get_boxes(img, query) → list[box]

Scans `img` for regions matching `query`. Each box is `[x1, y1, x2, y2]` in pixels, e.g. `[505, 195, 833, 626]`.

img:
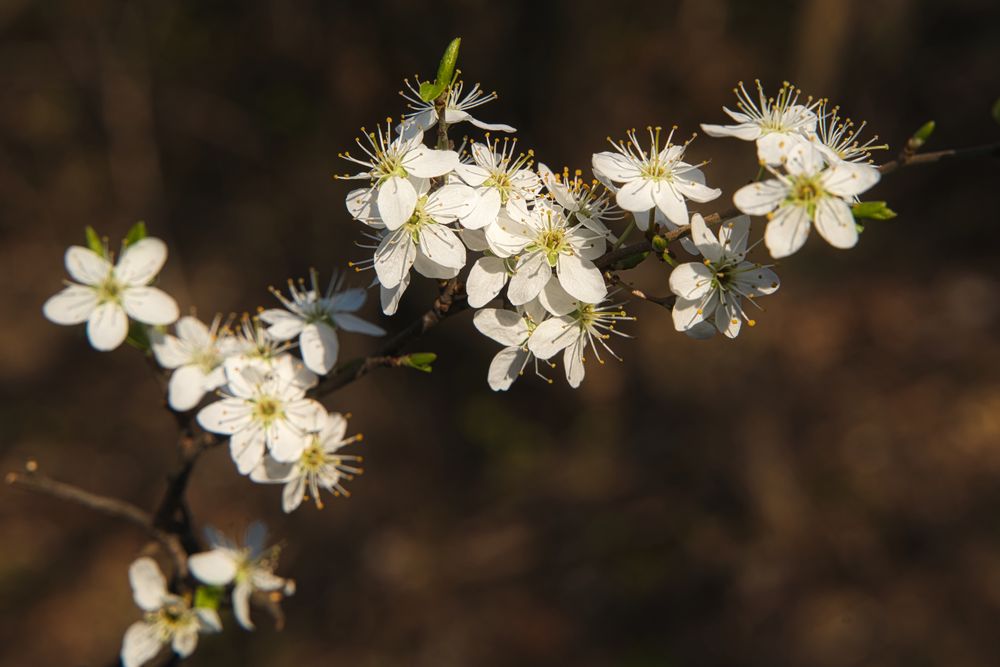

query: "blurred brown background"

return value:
[2, 0, 999, 665]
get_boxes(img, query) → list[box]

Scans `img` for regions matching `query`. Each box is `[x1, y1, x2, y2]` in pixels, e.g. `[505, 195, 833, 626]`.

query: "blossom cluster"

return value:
[120, 525, 294, 667]
[39, 60, 893, 664]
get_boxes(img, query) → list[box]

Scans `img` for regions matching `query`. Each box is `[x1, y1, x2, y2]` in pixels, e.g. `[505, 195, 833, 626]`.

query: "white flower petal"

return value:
[719, 215, 752, 257]
[487, 346, 529, 391]
[473, 308, 527, 346]
[282, 475, 306, 513]
[417, 224, 466, 269]
[615, 178, 656, 213]
[527, 315, 577, 360]
[690, 213, 723, 263]
[175, 316, 210, 347]
[733, 179, 788, 216]
[653, 183, 688, 226]
[563, 338, 586, 388]
[129, 557, 167, 611]
[699, 122, 761, 141]
[167, 365, 211, 411]
[65, 246, 112, 286]
[171, 626, 198, 658]
[250, 455, 297, 484]
[373, 230, 417, 289]
[331, 312, 385, 336]
[376, 176, 418, 231]
[668, 262, 714, 300]
[412, 252, 461, 279]
[715, 297, 743, 339]
[43, 285, 98, 325]
[86, 302, 129, 351]
[231, 430, 266, 475]
[299, 322, 339, 375]
[765, 204, 812, 258]
[259, 309, 305, 340]
[672, 176, 722, 204]
[466, 116, 517, 133]
[405, 146, 458, 178]
[556, 253, 607, 303]
[121, 621, 163, 667]
[592, 151, 641, 182]
[461, 188, 502, 229]
[820, 161, 880, 198]
[427, 183, 478, 221]
[197, 399, 252, 435]
[232, 581, 255, 631]
[783, 141, 825, 176]
[116, 238, 168, 286]
[121, 287, 179, 325]
[380, 272, 409, 315]
[507, 252, 551, 306]
[756, 132, 806, 166]
[188, 550, 238, 586]
[538, 279, 578, 317]
[346, 187, 376, 222]
[813, 196, 859, 249]
[466, 256, 509, 308]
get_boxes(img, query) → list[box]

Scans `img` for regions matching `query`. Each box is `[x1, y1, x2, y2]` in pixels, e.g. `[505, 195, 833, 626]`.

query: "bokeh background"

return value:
[2, 0, 999, 665]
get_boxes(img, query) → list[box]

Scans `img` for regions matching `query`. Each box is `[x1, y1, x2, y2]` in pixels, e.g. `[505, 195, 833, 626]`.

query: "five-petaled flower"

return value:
[43, 237, 179, 351]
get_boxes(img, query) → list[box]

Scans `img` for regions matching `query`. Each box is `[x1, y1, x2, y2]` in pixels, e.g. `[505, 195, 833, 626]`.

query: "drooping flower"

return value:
[150, 315, 240, 411]
[700, 80, 819, 165]
[250, 411, 363, 512]
[43, 237, 179, 351]
[120, 557, 221, 667]
[527, 282, 634, 388]
[669, 213, 780, 338]
[473, 300, 551, 391]
[592, 126, 721, 229]
[454, 138, 542, 230]
[196, 355, 326, 474]
[398, 78, 516, 138]
[338, 121, 459, 230]
[485, 200, 607, 305]
[733, 142, 880, 258]
[188, 523, 294, 631]
[259, 270, 385, 375]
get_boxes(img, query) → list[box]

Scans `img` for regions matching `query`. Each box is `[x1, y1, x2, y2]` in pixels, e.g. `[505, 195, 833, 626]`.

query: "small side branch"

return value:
[878, 140, 1000, 174]
[6, 461, 188, 576]
[606, 273, 676, 310]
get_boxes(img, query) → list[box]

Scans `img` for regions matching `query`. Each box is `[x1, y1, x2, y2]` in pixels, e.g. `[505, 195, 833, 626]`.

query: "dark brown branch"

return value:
[878, 140, 1000, 174]
[606, 273, 676, 309]
[6, 461, 189, 576]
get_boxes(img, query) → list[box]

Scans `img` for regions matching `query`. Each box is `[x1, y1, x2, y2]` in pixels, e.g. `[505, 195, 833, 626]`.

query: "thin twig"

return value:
[6, 462, 189, 576]
[606, 273, 676, 309]
[878, 140, 1000, 174]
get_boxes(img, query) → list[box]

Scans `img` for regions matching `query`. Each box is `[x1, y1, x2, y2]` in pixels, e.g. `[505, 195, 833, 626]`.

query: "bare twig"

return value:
[6, 461, 189, 576]
[878, 140, 1000, 174]
[606, 273, 676, 309]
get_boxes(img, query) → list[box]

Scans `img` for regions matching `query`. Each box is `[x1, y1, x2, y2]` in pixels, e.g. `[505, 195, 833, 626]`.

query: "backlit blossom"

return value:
[733, 142, 880, 258]
[398, 78, 516, 138]
[260, 270, 385, 375]
[151, 315, 240, 411]
[43, 237, 179, 351]
[473, 300, 550, 391]
[251, 412, 363, 512]
[592, 126, 721, 228]
[669, 214, 780, 338]
[120, 557, 220, 667]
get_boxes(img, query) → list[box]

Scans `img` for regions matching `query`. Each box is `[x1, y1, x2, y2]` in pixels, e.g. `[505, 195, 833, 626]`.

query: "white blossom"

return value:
[592, 126, 721, 229]
[43, 237, 179, 351]
[339, 121, 459, 230]
[250, 411, 363, 512]
[485, 200, 607, 305]
[700, 80, 819, 165]
[371, 179, 473, 290]
[669, 214, 780, 338]
[197, 355, 326, 474]
[537, 163, 619, 239]
[188, 523, 294, 631]
[465, 254, 514, 308]
[733, 142, 880, 258]
[807, 99, 887, 164]
[259, 270, 385, 375]
[150, 315, 240, 411]
[473, 300, 550, 391]
[527, 282, 633, 388]
[398, 78, 516, 138]
[120, 557, 221, 667]
[454, 138, 542, 230]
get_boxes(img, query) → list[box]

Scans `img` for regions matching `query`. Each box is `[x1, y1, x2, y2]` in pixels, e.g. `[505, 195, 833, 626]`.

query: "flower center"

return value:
[97, 276, 124, 304]
[535, 227, 569, 266]
[640, 160, 670, 180]
[485, 171, 512, 202]
[253, 396, 283, 424]
[403, 196, 433, 242]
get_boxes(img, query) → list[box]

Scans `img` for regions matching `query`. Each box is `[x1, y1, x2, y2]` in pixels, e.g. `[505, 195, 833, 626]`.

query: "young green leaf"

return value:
[84, 226, 105, 256]
[401, 352, 437, 373]
[852, 201, 897, 220]
[435, 38, 461, 88]
[123, 220, 147, 247]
